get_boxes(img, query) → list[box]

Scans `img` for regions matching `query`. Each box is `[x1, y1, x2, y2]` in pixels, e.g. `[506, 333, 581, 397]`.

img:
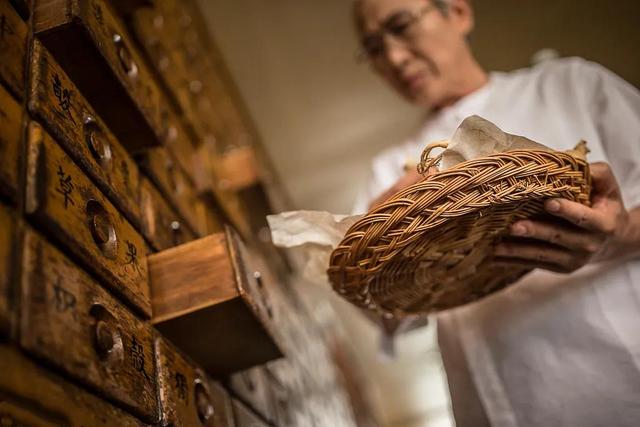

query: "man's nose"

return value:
[382, 34, 412, 68]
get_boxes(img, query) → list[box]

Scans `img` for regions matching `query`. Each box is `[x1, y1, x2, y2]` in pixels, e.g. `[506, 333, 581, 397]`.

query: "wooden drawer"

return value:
[33, 0, 169, 151]
[0, 83, 22, 203]
[231, 400, 270, 427]
[19, 228, 159, 422]
[130, 5, 220, 142]
[140, 176, 196, 252]
[0, 203, 17, 336]
[217, 146, 260, 191]
[25, 122, 151, 317]
[0, 344, 146, 426]
[228, 367, 275, 423]
[155, 336, 234, 427]
[0, 0, 27, 99]
[28, 40, 142, 227]
[137, 147, 206, 236]
[130, 8, 197, 125]
[149, 228, 284, 375]
[193, 142, 251, 237]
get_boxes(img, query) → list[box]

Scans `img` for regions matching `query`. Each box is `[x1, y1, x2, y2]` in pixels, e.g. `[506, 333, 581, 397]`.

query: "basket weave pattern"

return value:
[328, 143, 591, 316]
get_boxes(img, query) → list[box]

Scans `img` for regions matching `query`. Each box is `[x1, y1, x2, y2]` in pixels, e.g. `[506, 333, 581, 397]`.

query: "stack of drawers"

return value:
[0, 0, 363, 426]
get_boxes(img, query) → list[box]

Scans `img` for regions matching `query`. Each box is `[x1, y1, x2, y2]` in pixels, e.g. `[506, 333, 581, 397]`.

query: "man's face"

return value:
[357, 0, 474, 108]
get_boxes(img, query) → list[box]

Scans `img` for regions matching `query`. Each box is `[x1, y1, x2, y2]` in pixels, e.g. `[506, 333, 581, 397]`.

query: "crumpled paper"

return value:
[267, 210, 362, 285]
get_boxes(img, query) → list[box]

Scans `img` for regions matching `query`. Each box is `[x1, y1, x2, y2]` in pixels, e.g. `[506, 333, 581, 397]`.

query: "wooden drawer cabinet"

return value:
[0, 0, 27, 99]
[155, 336, 234, 426]
[140, 176, 196, 252]
[228, 367, 275, 423]
[149, 228, 284, 375]
[33, 0, 168, 151]
[29, 40, 142, 227]
[19, 228, 160, 423]
[231, 400, 270, 427]
[137, 147, 206, 236]
[0, 203, 17, 336]
[0, 344, 147, 426]
[25, 122, 151, 317]
[0, 83, 22, 203]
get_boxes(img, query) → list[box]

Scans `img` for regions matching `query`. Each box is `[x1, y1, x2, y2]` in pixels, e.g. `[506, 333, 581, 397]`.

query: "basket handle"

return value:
[417, 141, 449, 175]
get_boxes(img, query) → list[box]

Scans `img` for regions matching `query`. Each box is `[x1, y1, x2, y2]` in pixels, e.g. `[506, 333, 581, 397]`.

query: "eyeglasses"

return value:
[357, 3, 439, 62]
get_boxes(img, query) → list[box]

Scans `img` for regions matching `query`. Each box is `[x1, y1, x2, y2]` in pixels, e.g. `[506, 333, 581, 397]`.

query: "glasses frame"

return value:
[355, 2, 439, 63]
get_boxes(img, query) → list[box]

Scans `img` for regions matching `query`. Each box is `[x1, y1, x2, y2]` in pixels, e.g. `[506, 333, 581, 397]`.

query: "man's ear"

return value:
[448, 0, 475, 36]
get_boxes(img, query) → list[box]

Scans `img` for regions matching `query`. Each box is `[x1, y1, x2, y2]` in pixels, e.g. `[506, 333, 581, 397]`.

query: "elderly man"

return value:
[352, 0, 640, 426]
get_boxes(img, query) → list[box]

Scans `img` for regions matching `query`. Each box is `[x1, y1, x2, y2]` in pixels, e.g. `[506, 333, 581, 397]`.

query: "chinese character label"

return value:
[124, 240, 142, 275]
[92, 4, 104, 26]
[52, 74, 76, 124]
[0, 14, 14, 41]
[52, 277, 77, 320]
[56, 165, 75, 209]
[129, 335, 151, 380]
[174, 372, 188, 403]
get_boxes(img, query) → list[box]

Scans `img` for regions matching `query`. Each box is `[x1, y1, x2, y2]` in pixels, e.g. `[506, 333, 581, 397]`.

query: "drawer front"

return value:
[228, 367, 275, 422]
[229, 230, 282, 336]
[140, 177, 196, 252]
[29, 40, 142, 227]
[130, 8, 198, 129]
[19, 228, 159, 422]
[0, 0, 27, 99]
[138, 147, 205, 236]
[0, 345, 146, 426]
[0, 83, 22, 202]
[0, 203, 16, 335]
[25, 122, 151, 316]
[232, 400, 270, 427]
[34, 0, 170, 150]
[155, 337, 232, 427]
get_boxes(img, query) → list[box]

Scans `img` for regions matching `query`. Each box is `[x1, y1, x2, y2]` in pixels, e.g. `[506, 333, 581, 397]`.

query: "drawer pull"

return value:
[86, 200, 118, 259]
[83, 116, 113, 170]
[113, 34, 138, 78]
[90, 304, 124, 364]
[194, 379, 215, 424]
[253, 271, 273, 319]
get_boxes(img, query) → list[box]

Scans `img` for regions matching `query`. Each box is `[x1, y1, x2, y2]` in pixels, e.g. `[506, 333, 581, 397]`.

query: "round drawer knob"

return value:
[90, 304, 124, 364]
[194, 380, 215, 425]
[95, 319, 116, 354]
[86, 200, 118, 259]
[113, 34, 138, 78]
[84, 117, 112, 170]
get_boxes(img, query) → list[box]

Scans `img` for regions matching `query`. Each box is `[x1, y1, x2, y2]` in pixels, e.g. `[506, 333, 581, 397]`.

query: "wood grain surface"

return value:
[0, 83, 22, 203]
[0, 344, 148, 426]
[19, 228, 159, 422]
[25, 121, 151, 317]
[0, 0, 27, 99]
[29, 40, 143, 227]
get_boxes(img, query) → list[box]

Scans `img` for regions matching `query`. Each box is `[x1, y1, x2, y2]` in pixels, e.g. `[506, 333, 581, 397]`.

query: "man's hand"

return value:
[368, 168, 426, 210]
[494, 162, 640, 273]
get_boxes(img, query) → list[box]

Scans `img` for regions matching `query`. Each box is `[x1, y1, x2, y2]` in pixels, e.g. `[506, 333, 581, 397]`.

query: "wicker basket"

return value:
[328, 141, 591, 317]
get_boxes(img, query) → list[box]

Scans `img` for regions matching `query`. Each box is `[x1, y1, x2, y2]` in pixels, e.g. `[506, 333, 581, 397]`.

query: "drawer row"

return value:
[1, 0, 251, 237]
[0, 343, 273, 426]
[0, 204, 288, 425]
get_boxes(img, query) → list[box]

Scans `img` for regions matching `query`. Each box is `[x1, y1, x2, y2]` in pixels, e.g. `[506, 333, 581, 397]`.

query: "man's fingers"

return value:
[510, 220, 602, 253]
[494, 240, 587, 272]
[544, 198, 613, 233]
[492, 257, 572, 274]
[368, 169, 424, 210]
[590, 162, 622, 198]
